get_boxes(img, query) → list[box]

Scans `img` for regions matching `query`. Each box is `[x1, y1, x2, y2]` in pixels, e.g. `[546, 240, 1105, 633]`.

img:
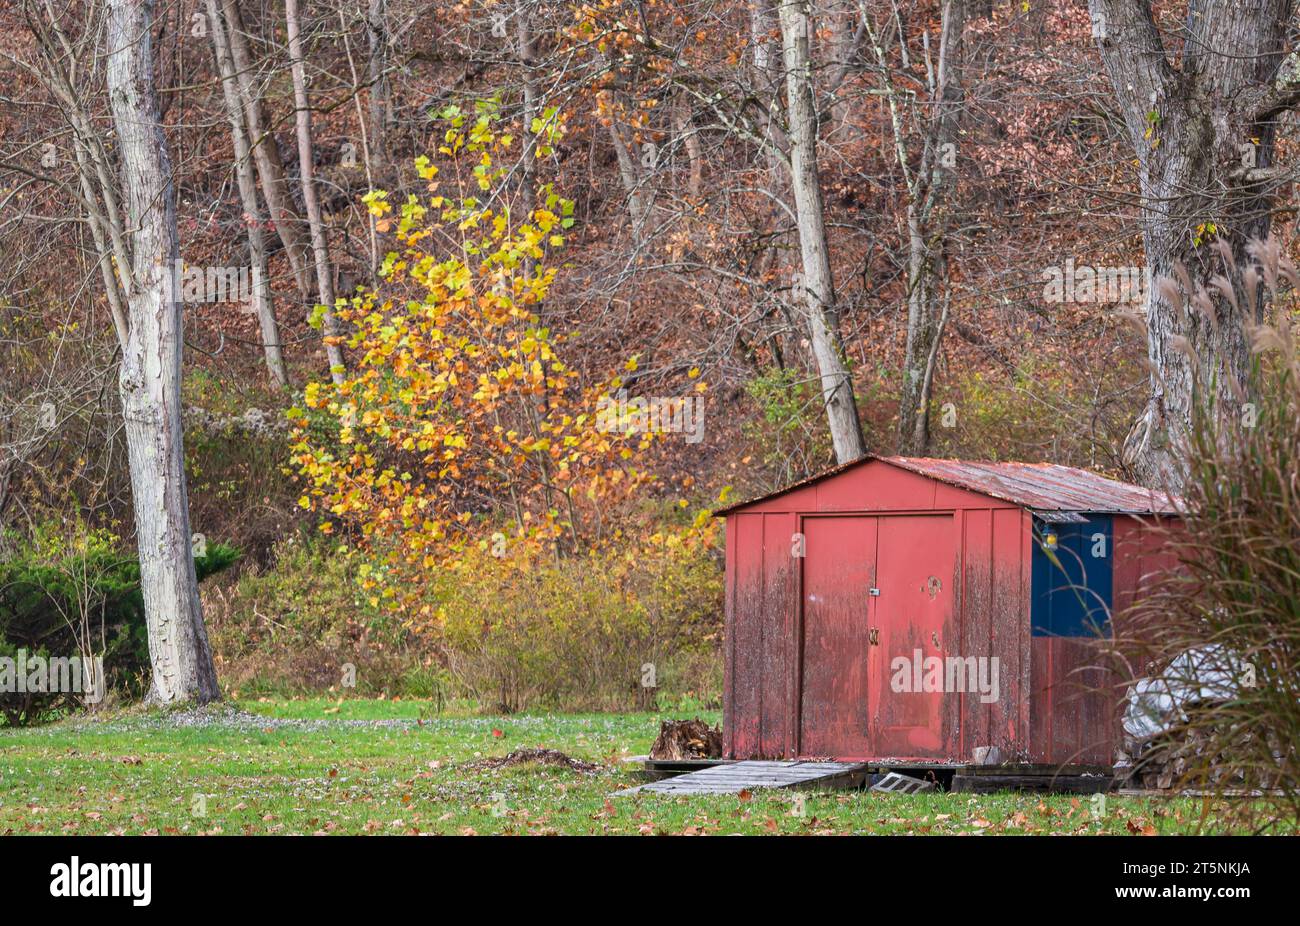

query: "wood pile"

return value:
[1125, 705, 1282, 791]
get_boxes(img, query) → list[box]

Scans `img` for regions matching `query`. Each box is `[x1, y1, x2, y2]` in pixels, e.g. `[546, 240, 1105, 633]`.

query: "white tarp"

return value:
[1123, 644, 1246, 741]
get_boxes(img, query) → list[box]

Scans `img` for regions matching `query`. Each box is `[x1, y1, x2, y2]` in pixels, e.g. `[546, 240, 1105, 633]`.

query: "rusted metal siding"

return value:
[759, 512, 795, 757]
[725, 513, 763, 758]
[1112, 516, 1182, 629]
[1111, 515, 1185, 686]
[952, 507, 1031, 762]
[1030, 637, 1113, 765]
[1027, 515, 1116, 765]
[723, 511, 796, 759]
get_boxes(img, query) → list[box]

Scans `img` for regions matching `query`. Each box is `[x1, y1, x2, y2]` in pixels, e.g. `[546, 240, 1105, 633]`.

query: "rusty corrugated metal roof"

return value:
[884, 457, 1178, 513]
[715, 455, 1178, 516]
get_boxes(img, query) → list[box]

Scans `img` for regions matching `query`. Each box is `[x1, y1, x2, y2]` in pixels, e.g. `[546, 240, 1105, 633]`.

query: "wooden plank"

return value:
[951, 773, 1112, 794]
[642, 758, 737, 780]
[962, 763, 1111, 776]
[617, 760, 869, 796]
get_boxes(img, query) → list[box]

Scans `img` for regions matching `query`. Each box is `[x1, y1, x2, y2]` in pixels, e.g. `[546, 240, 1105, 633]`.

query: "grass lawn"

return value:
[0, 699, 1241, 835]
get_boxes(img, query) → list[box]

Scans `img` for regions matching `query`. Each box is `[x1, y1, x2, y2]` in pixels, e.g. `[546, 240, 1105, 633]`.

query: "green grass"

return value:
[0, 699, 1242, 835]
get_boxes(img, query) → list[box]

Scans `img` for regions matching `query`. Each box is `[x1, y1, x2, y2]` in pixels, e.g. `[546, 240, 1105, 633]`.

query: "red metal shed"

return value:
[716, 456, 1179, 768]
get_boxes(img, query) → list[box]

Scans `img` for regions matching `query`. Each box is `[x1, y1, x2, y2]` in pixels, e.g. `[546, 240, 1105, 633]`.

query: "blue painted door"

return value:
[1031, 516, 1113, 637]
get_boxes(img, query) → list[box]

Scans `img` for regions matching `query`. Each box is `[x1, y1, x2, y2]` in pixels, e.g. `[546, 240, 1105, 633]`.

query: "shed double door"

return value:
[798, 514, 952, 759]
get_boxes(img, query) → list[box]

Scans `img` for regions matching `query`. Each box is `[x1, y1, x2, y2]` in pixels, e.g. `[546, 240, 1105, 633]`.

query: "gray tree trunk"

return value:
[825, 0, 865, 138]
[752, 0, 790, 163]
[1089, 0, 1294, 490]
[366, 0, 391, 159]
[674, 96, 703, 199]
[219, 0, 313, 299]
[778, 0, 867, 464]
[106, 0, 219, 704]
[607, 120, 653, 241]
[896, 0, 966, 455]
[207, 0, 288, 388]
[518, 2, 538, 281]
[286, 0, 346, 383]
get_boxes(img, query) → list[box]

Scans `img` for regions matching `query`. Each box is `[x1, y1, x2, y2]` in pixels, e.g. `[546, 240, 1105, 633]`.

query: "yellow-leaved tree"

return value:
[289, 102, 661, 620]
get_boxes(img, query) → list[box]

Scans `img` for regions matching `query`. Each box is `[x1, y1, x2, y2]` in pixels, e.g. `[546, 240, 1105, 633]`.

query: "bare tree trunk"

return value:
[286, 0, 345, 383]
[607, 119, 653, 242]
[1089, 0, 1294, 491]
[674, 96, 703, 199]
[898, 187, 951, 455]
[748, 0, 804, 375]
[751, 0, 791, 164]
[219, 0, 312, 298]
[106, 0, 219, 704]
[825, 0, 864, 138]
[207, 0, 288, 388]
[366, 0, 391, 159]
[894, 0, 966, 455]
[517, 1, 538, 280]
[778, 0, 867, 464]
[336, 7, 380, 282]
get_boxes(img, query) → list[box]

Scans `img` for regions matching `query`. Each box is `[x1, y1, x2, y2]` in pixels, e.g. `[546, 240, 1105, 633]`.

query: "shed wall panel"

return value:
[723, 515, 736, 756]
[736, 484, 819, 514]
[988, 507, 1028, 758]
[941, 510, 966, 758]
[1112, 516, 1182, 658]
[954, 508, 1026, 760]
[815, 463, 935, 510]
[728, 513, 764, 758]
[959, 508, 995, 758]
[760, 513, 795, 757]
[1030, 638, 1112, 764]
[815, 461, 1019, 512]
[1028, 516, 1181, 765]
[1028, 515, 1117, 765]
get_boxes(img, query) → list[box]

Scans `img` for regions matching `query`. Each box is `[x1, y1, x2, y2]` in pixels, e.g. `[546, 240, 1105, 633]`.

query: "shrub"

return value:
[280, 105, 720, 710]
[203, 518, 723, 713]
[183, 369, 302, 567]
[928, 352, 1142, 469]
[432, 531, 723, 713]
[202, 535, 429, 698]
[0, 522, 237, 725]
[742, 366, 833, 485]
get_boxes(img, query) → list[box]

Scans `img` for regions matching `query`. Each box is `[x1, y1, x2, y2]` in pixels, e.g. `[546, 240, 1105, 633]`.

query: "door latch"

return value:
[869, 627, 879, 645]
[868, 587, 880, 596]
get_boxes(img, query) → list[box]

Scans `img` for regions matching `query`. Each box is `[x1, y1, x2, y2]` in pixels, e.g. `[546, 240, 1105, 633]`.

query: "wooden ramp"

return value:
[617, 760, 867, 796]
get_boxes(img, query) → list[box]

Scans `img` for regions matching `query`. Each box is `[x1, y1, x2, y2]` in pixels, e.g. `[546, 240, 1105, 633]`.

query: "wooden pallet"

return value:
[639, 758, 737, 781]
[951, 764, 1114, 794]
[617, 760, 868, 796]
